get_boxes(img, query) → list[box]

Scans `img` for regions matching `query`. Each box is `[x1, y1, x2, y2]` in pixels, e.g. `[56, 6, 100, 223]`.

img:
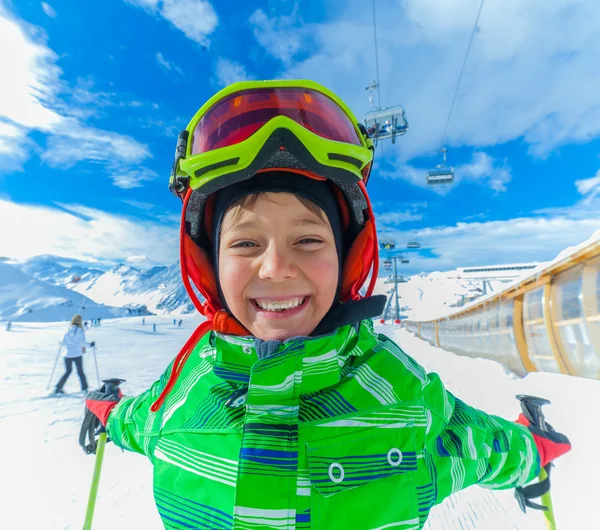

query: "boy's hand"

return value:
[80, 380, 124, 454]
[515, 413, 571, 467]
[85, 384, 122, 426]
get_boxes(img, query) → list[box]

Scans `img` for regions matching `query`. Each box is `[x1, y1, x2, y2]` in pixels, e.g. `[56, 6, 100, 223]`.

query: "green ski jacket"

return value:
[107, 320, 540, 530]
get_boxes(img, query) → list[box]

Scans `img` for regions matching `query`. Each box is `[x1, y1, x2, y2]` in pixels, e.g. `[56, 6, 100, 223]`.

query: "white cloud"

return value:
[41, 119, 150, 168]
[279, 0, 600, 164]
[458, 152, 511, 192]
[575, 169, 600, 199]
[0, 7, 63, 131]
[215, 58, 251, 87]
[122, 199, 156, 210]
[384, 199, 600, 272]
[382, 151, 510, 193]
[0, 121, 32, 171]
[126, 255, 149, 263]
[376, 210, 423, 227]
[156, 51, 184, 76]
[0, 199, 179, 266]
[41, 2, 57, 18]
[0, 6, 151, 183]
[109, 167, 159, 189]
[249, 8, 303, 64]
[156, 52, 172, 70]
[127, 0, 218, 46]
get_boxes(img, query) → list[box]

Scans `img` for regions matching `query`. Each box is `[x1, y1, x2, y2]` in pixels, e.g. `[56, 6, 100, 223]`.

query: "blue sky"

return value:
[1, 0, 599, 273]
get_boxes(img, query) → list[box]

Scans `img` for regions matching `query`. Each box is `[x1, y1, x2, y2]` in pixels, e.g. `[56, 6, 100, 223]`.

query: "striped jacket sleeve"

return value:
[421, 371, 540, 504]
[106, 362, 173, 460]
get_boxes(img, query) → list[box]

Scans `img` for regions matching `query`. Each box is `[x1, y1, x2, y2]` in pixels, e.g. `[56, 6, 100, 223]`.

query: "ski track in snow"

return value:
[0, 317, 597, 529]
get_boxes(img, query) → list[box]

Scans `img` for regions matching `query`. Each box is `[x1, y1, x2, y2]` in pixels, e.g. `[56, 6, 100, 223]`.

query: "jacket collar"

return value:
[209, 319, 378, 395]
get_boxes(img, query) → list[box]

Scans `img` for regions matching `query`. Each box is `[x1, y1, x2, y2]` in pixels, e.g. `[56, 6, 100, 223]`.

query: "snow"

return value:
[404, 227, 600, 321]
[18, 256, 195, 316]
[0, 263, 132, 322]
[372, 271, 511, 321]
[1, 317, 597, 529]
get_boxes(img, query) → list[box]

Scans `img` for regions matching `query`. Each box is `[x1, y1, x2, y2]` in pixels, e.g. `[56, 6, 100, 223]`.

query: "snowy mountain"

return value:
[0, 263, 135, 322]
[20, 254, 104, 287]
[373, 270, 524, 321]
[19, 254, 528, 320]
[19, 256, 196, 315]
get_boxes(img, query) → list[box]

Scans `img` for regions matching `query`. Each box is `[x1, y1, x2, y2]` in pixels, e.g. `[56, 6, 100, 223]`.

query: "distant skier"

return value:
[6, 322, 11, 331]
[142, 317, 145, 325]
[84, 321, 89, 330]
[178, 319, 182, 327]
[97, 317, 102, 327]
[173, 319, 176, 326]
[54, 314, 95, 395]
[153, 323, 156, 332]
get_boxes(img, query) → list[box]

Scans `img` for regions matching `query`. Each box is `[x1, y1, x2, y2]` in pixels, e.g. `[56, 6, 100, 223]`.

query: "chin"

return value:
[255, 327, 311, 342]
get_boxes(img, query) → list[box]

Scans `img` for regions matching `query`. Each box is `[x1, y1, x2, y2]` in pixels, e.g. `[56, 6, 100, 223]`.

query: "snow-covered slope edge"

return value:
[19, 257, 196, 316]
[0, 263, 135, 322]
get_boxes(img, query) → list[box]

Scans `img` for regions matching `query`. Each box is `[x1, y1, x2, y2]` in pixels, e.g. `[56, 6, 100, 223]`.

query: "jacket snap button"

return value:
[387, 448, 402, 467]
[243, 346, 252, 354]
[328, 462, 344, 483]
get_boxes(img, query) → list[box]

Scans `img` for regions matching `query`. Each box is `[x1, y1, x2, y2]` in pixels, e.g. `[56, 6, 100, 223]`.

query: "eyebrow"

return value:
[228, 217, 327, 232]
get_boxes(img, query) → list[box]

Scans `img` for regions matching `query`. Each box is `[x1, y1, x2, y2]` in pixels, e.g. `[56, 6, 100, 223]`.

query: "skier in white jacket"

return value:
[54, 314, 94, 395]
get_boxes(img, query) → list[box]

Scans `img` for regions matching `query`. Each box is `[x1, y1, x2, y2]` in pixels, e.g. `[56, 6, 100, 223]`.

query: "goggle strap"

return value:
[170, 130, 190, 199]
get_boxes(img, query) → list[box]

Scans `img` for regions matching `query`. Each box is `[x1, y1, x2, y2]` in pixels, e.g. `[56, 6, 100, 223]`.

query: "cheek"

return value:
[218, 257, 250, 308]
[303, 252, 339, 301]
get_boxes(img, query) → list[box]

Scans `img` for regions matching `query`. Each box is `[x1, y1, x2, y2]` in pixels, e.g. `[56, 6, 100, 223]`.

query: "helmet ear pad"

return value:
[182, 234, 249, 335]
[341, 219, 377, 301]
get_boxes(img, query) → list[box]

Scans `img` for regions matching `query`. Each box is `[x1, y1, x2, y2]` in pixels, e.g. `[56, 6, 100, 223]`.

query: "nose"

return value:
[258, 242, 297, 282]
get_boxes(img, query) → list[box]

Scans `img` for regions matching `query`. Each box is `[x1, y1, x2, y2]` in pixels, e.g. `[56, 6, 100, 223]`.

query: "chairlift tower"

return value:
[379, 256, 409, 325]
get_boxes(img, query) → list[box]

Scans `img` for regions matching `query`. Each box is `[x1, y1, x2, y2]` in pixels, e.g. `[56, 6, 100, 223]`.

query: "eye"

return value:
[231, 241, 257, 248]
[297, 238, 323, 245]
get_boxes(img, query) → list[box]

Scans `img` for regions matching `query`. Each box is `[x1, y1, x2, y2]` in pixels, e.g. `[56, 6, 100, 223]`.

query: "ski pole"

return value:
[92, 346, 100, 387]
[515, 395, 557, 530]
[81, 379, 125, 530]
[46, 342, 63, 390]
[83, 431, 107, 530]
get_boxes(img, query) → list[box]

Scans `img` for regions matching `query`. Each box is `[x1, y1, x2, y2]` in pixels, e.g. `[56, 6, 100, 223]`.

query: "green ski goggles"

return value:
[169, 80, 374, 199]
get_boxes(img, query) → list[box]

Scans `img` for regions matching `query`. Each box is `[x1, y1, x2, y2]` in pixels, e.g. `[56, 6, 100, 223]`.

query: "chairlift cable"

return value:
[439, 0, 486, 150]
[371, 0, 382, 110]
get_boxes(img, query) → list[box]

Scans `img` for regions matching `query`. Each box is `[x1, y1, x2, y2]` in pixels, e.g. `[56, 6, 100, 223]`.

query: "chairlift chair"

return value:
[379, 238, 396, 251]
[401, 258, 410, 264]
[407, 232, 420, 249]
[427, 147, 454, 185]
[363, 106, 408, 145]
[383, 259, 392, 271]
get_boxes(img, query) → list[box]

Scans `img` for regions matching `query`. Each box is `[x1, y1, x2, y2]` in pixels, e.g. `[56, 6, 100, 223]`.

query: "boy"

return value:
[85, 81, 570, 529]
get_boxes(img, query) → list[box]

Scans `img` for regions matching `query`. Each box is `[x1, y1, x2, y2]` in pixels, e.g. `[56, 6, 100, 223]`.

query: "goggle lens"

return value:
[191, 88, 362, 155]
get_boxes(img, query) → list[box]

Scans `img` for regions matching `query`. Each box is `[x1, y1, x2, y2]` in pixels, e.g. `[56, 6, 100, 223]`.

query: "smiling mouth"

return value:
[252, 297, 308, 312]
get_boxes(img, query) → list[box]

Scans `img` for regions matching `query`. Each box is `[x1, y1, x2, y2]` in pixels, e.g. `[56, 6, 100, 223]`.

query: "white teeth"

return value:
[255, 297, 305, 311]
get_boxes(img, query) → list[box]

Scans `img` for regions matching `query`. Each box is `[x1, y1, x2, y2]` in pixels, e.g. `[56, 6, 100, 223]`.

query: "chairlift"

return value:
[427, 147, 454, 185]
[363, 106, 408, 145]
[407, 231, 420, 249]
[401, 258, 410, 264]
[383, 259, 392, 271]
[379, 238, 396, 251]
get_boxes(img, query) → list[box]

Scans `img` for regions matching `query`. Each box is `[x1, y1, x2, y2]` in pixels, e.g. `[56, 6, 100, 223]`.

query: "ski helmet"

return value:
[170, 80, 380, 335]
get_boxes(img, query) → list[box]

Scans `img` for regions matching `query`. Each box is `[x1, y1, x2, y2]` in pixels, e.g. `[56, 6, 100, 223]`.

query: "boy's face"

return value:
[218, 192, 339, 342]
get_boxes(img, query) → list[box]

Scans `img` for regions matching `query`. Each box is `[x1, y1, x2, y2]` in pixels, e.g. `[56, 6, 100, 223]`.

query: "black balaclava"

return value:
[210, 172, 345, 316]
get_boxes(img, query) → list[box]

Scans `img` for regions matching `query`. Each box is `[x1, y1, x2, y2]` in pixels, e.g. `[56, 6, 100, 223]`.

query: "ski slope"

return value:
[0, 318, 597, 529]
